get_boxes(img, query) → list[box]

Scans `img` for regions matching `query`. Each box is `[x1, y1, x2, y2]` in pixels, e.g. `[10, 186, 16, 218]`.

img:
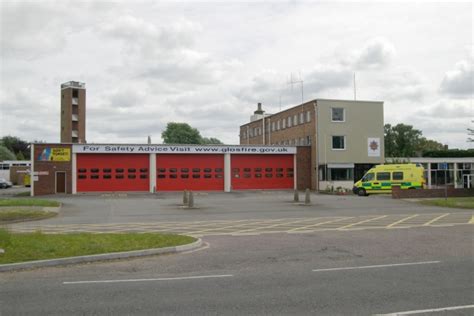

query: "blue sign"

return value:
[439, 163, 448, 170]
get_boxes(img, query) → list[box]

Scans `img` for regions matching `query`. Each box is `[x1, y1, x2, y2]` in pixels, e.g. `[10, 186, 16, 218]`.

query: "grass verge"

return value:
[0, 198, 60, 207]
[0, 229, 196, 264]
[14, 191, 31, 197]
[419, 197, 474, 209]
[0, 209, 57, 223]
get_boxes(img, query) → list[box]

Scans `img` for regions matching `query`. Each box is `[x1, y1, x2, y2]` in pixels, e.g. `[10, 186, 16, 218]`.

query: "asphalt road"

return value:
[1, 225, 473, 315]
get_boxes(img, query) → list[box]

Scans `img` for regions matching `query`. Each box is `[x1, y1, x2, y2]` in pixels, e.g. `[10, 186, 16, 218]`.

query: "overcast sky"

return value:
[1, 1, 472, 148]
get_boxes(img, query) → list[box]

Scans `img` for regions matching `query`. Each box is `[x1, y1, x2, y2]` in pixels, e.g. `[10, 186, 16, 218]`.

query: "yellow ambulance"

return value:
[353, 164, 425, 196]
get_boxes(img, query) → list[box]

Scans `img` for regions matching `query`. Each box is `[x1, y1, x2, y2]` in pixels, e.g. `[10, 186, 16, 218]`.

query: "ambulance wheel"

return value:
[357, 188, 367, 196]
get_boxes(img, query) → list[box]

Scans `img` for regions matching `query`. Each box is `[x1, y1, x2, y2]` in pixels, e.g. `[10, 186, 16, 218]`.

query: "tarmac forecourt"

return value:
[10, 212, 474, 237]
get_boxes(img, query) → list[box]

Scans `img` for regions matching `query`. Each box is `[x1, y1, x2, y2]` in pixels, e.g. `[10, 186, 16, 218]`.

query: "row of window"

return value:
[78, 174, 223, 180]
[233, 173, 293, 178]
[364, 172, 404, 181]
[232, 168, 293, 172]
[78, 174, 148, 180]
[158, 168, 222, 173]
[271, 136, 311, 146]
[243, 110, 312, 139]
[78, 168, 148, 173]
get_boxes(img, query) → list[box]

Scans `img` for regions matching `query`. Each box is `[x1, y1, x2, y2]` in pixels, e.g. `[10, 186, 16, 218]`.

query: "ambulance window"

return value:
[363, 173, 374, 181]
[393, 172, 403, 180]
[376, 172, 390, 181]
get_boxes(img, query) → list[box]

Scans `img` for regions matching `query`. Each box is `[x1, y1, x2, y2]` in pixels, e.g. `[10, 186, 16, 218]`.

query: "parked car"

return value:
[0, 178, 13, 189]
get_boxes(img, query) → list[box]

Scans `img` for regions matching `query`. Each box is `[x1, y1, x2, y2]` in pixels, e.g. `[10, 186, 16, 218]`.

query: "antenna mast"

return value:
[288, 72, 304, 105]
[353, 72, 356, 100]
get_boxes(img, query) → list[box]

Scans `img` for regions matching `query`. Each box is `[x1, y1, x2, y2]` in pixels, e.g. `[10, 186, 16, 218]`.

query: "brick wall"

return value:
[33, 144, 73, 196]
[392, 186, 474, 199]
[296, 147, 312, 190]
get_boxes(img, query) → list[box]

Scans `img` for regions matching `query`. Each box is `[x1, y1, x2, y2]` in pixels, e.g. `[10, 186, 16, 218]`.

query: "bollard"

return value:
[188, 191, 194, 208]
[305, 188, 311, 205]
[183, 190, 188, 205]
[293, 190, 299, 202]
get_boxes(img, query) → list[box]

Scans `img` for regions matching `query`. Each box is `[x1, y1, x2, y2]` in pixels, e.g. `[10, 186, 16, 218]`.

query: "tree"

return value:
[200, 137, 223, 145]
[0, 136, 30, 160]
[162, 123, 203, 144]
[384, 123, 447, 157]
[161, 122, 224, 145]
[0, 145, 16, 161]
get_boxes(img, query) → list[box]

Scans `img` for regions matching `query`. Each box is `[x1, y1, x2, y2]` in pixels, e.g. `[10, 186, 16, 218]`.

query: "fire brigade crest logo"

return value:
[367, 138, 380, 157]
[369, 140, 379, 151]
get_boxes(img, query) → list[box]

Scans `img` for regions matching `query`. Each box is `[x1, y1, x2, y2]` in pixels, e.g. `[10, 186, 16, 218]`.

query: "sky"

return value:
[1, 1, 473, 149]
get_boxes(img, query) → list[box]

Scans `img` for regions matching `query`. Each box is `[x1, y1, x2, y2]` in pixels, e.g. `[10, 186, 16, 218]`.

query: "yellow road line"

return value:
[386, 214, 419, 228]
[338, 215, 387, 230]
[422, 213, 450, 226]
[232, 218, 318, 234]
[288, 217, 350, 232]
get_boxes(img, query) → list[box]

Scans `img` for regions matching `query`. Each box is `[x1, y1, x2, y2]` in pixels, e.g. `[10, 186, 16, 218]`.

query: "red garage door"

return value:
[156, 154, 224, 191]
[77, 154, 149, 192]
[231, 154, 294, 190]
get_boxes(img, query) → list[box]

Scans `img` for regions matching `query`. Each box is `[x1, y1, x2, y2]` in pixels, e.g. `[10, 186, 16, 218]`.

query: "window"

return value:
[376, 172, 390, 181]
[78, 168, 87, 173]
[128, 174, 136, 179]
[158, 168, 166, 173]
[115, 174, 124, 179]
[300, 138, 305, 146]
[215, 168, 223, 173]
[103, 174, 112, 179]
[362, 173, 374, 182]
[265, 168, 272, 172]
[277, 120, 281, 130]
[103, 168, 112, 173]
[158, 174, 166, 178]
[91, 175, 100, 179]
[181, 168, 189, 172]
[255, 173, 262, 178]
[329, 168, 353, 181]
[204, 174, 212, 179]
[192, 168, 200, 172]
[271, 122, 276, 131]
[254, 168, 262, 172]
[293, 115, 297, 125]
[128, 168, 136, 173]
[299, 112, 304, 124]
[306, 136, 311, 145]
[243, 173, 251, 178]
[332, 136, 345, 150]
[215, 174, 223, 178]
[78, 175, 87, 179]
[204, 168, 212, 173]
[140, 168, 148, 173]
[91, 168, 99, 173]
[181, 174, 189, 178]
[331, 108, 345, 122]
[282, 119, 286, 129]
[287, 117, 292, 127]
[393, 172, 403, 180]
[169, 168, 177, 173]
[306, 111, 311, 122]
[140, 174, 147, 179]
[192, 174, 200, 178]
[170, 174, 177, 179]
[115, 168, 124, 173]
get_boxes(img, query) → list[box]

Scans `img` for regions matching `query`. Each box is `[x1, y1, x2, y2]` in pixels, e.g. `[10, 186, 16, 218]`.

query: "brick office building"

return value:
[240, 99, 385, 190]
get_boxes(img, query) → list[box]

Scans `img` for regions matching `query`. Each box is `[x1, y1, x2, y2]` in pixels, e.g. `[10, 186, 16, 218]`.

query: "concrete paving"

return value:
[17, 191, 472, 225]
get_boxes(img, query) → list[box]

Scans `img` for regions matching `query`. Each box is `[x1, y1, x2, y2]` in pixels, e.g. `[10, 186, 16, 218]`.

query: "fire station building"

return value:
[31, 143, 311, 196]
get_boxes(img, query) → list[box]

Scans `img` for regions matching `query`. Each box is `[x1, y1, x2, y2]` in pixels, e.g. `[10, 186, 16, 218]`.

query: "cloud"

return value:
[349, 37, 396, 69]
[414, 101, 472, 119]
[439, 59, 474, 98]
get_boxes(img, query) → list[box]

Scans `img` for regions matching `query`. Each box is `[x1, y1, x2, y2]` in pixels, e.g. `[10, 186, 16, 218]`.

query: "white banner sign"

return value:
[73, 145, 297, 154]
[368, 138, 381, 157]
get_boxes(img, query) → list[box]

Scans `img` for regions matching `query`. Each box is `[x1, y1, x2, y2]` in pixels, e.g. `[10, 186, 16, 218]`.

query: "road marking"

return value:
[374, 304, 474, 315]
[63, 274, 233, 285]
[469, 215, 474, 224]
[422, 213, 450, 226]
[386, 214, 419, 228]
[312, 261, 440, 272]
[338, 215, 387, 230]
[287, 217, 349, 232]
